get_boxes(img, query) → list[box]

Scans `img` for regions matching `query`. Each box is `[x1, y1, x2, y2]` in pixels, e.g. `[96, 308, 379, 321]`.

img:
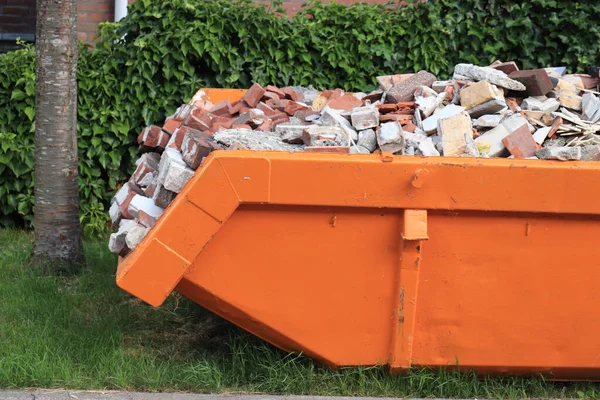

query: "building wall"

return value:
[0, 0, 395, 47]
[0, 0, 36, 41]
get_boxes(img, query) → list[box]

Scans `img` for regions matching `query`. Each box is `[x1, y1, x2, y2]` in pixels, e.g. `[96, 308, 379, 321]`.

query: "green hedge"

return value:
[1, 0, 599, 233]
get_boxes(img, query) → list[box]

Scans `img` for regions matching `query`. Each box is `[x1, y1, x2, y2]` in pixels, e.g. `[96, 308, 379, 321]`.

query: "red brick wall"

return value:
[0, 0, 36, 41]
[0, 0, 398, 46]
[77, 0, 115, 43]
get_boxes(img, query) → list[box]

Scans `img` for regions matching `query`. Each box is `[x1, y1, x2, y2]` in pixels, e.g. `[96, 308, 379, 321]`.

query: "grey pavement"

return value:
[0, 393, 471, 400]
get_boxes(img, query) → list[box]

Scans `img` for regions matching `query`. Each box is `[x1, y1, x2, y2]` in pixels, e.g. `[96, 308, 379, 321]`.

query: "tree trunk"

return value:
[32, 0, 83, 273]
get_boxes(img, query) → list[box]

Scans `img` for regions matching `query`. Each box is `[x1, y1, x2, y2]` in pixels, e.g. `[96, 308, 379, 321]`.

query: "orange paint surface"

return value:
[116, 90, 600, 380]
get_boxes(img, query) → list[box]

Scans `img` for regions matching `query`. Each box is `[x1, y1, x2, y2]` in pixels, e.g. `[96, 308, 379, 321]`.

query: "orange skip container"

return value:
[116, 89, 600, 380]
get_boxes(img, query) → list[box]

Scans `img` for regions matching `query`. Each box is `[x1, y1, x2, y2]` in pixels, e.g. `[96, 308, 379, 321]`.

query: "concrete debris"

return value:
[357, 129, 377, 152]
[521, 97, 560, 113]
[454, 63, 526, 91]
[536, 146, 582, 161]
[422, 104, 465, 134]
[110, 66, 600, 254]
[377, 122, 405, 154]
[467, 98, 507, 119]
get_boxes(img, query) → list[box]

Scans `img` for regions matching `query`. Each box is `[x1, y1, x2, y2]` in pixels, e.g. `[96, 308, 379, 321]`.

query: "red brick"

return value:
[548, 116, 563, 139]
[327, 93, 362, 111]
[209, 100, 232, 116]
[282, 87, 302, 102]
[229, 100, 243, 115]
[284, 101, 310, 116]
[379, 114, 413, 124]
[242, 83, 266, 108]
[163, 117, 183, 134]
[138, 125, 169, 150]
[265, 85, 286, 99]
[186, 114, 211, 132]
[257, 102, 277, 116]
[509, 69, 553, 96]
[502, 125, 539, 159]
[376, 104, 398, 113]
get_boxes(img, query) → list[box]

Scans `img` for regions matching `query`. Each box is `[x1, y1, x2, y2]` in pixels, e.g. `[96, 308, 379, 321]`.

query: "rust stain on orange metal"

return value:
[116, 89, 600, 380]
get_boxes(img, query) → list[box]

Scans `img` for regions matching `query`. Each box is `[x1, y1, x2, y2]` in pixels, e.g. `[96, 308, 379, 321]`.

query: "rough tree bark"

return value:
[32, 0, 83, 272]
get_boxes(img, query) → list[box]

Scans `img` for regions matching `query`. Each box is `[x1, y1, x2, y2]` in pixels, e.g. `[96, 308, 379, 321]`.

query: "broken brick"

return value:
[327, 93, 362, 111]
[282, 87, 302, 102]
[509, 69, 554, 96]
[138, 125, 170, 151]
[162, 116, 184, 134]
[181, 130, 222, 169]
[284, 101, 310, 116]
[209, 100, 232, 116]
[386, 70, 437, 103]
[242, 83, 266, 108]
[502, 126, 539, 158]
[265, 85, 286, 99]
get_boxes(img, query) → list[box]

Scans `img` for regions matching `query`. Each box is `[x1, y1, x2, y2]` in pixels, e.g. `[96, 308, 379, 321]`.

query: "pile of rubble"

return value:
[109, 61, 600, 255]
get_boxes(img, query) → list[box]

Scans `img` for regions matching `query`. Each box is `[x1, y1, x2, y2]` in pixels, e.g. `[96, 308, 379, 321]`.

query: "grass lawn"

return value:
[0, 228, 599, 398]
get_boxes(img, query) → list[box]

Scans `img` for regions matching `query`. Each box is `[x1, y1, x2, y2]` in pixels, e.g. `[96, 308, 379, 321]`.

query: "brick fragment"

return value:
[386, 71, 437, 103]
[509, 69, 554, 96]
[181, 130, 221, 170]
[311, 95, 328, 112]
[167, 126, 192, 151]
[377, 74, 414, 90]
[268, 98, 291, 111]
[127, 194, 164, 220]
[282, 87, 302, 102]
[138, 125, 170, 151]
[229, 100, 243, 115]
[242, 83, 266, 108]
[327, 93, 362, 111]
[186, 113, 211, 132]
[138, 209, 159, 229]
[209, 100, 232, 116]
[459, 80, 502, 110]
[438, 112, 477, 157]
[379, 114, 414, 124]
[548, 116, 563, 139]
[351, 106, 379, 130]
[491, 61, 519, 75]
[284, 101, 310, 116]
[152, 183, 176, 208]
[163, 116, 184, 134]
[131, 153, 160, 186]
[502, 125, 539, 158]
[376, 104, 398, 114]
[265, 85, 286, 99]
[257, 101, 277, 116]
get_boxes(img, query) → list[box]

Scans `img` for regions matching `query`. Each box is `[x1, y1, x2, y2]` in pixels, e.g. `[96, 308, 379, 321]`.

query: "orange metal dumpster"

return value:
[116, 90, 600, 380]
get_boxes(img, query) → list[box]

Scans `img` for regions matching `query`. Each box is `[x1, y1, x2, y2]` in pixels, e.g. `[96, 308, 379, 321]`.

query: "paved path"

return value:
[0, 392, 463, 400]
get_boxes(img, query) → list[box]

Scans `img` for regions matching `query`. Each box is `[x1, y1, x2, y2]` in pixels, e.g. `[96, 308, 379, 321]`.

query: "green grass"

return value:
[0, 228, 599, 398]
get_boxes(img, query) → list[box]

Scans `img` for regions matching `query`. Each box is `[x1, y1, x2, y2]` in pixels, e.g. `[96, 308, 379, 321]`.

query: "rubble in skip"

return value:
[109, 61, 600, 255]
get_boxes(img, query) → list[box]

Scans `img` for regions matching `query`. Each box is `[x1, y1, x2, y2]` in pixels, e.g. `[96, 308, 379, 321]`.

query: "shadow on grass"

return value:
[0, 229, 598, 398]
